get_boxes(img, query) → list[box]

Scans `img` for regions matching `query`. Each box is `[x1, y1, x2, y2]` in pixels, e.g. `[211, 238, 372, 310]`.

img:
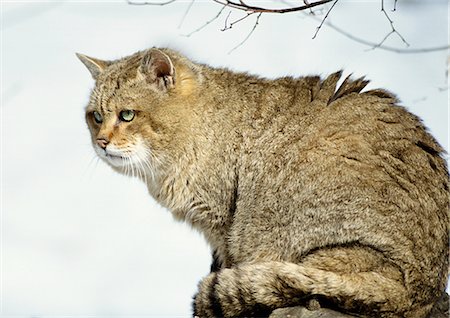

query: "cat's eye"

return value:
[93, 111, 103, 124]
[119, 110, 135, 122]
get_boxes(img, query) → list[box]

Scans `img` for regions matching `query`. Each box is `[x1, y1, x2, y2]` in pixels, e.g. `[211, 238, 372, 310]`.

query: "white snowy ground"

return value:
[1, 0, 448, 317]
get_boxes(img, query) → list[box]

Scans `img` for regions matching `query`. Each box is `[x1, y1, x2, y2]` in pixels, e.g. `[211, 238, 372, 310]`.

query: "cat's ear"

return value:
[138, 49, 175, 91]
[76, 53, 110, 80]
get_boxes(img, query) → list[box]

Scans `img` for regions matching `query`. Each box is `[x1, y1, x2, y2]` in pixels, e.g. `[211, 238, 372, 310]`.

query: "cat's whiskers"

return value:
[85, 153, 101, 176]
[135, 155, 144, 181]
[124, 156, 131, 178]
[135, 151, 149, 185]
[128, 156, 135, 179]
[143, 148, 159, 183]
[130, 144, 155, 183]
[136, 160, 145, 183]
[101, 140, 162, 185]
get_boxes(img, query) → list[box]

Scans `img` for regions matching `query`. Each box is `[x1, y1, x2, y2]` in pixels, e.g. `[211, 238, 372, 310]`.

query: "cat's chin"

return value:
[95, 147, 128, 168]
[92, 141, 153, 178]
[104, 154, 126, 167]
[99, 149, 150, 176]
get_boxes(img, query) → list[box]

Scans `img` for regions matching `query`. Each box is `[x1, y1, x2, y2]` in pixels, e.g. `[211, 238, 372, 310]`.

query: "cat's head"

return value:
[77, 48, 201, 181]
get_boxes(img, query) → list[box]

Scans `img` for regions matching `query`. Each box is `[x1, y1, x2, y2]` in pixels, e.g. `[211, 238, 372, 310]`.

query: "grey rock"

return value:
[269, 306, 354, 318]
[268, 293, 448, 318]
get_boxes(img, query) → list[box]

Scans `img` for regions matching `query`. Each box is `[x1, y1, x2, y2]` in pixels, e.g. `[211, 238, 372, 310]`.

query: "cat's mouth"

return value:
[94, 140, 152, 174]
[96, 147, 128, 166]
[104, 150, 128, 165]
[105, 152, 124, 159]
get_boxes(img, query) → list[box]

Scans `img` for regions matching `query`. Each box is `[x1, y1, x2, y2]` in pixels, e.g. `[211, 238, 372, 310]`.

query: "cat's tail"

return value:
[193, 261, 416, 318]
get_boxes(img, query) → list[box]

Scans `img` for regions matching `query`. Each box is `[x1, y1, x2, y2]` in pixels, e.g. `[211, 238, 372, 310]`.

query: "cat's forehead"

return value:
[91, 58, 143, 100]
[88, 75, 146, 112]
[96, 52, 144, 85]
[88, 83, 138, 111]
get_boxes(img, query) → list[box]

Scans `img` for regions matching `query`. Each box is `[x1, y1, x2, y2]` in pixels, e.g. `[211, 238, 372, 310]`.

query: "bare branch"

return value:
[127, 0, 448, 55]
[222, 12, 254, 31]
[378, 0, 409, 48]
[127, 0, 177, 5]
[392, 0, 398, 11]
[178, 0, 195, 29]
[272, 0, 323, 15]
[314, 18, 449, 54]
[228, 12, 262, 54]
[312, 0, 339, 39]
[182, 5, 227, 37]
[223, 10, 232, 30]
[212, 0, 334, 14]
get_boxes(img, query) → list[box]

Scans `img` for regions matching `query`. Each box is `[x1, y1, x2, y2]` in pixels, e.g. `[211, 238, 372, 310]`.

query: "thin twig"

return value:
[178, 0, 195, 29]
[312, 18, 449, 54]
[222, 12, 254, 31]
[378, 0, 409, 48]
[223, 10, 232, 30]
[392, 0, 398, 11]
[127, 0, 177, 5]
[276, 0, 319, 15]
[132, 0, 331, 15]
[182, 5, 227, 37]
[312, 0, 339, 39]
[302, 0, 315, 14]
[228, 12, 262, 54]
[213, 0, 333, 13]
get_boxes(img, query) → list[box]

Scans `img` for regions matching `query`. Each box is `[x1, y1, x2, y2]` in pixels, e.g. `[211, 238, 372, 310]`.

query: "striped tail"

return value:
[193, 261, 416, 318]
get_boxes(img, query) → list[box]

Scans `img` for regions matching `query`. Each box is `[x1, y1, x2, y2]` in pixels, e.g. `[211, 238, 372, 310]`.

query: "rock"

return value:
[268, 293, 449, 318]
[269, 306, 353, 318]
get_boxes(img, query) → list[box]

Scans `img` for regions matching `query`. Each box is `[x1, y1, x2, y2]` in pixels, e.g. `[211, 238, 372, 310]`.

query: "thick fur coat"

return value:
[78, 48, 449, 317]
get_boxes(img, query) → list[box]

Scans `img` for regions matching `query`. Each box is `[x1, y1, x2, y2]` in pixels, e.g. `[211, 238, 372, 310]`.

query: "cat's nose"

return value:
[96, 137, 109, 149]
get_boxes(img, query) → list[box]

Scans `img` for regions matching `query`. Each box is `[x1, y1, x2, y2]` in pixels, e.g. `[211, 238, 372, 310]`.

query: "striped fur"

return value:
[193, 261, 414, 318]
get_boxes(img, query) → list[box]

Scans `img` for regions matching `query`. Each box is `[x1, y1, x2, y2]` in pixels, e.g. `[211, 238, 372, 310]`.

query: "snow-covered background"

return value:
[1, 0, 448, 317]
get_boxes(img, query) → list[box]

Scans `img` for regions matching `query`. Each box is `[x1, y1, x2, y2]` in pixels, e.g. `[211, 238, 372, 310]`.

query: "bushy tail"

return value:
[193, 261, 415, 318]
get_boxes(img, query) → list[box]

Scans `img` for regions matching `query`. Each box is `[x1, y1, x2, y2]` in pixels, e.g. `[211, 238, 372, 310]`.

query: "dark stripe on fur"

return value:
[229, 173, 239, 217]
[416, 140, 440, 156]
[363, 88, 397, 100]
[208, 272, 224, 317]
[192, 294, 198, 317]
[329, 74, 369, 105]
[210, 249, 222, 273]
[235, 269, 247, 308]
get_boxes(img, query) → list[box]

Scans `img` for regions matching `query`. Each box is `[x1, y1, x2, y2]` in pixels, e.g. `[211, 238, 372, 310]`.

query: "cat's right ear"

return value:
[76, 53, 110, 80]
[137, 49, 175, 91]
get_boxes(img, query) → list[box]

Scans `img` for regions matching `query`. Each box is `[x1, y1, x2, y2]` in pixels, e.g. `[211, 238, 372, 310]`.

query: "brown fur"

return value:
[77, 48, 449, 318]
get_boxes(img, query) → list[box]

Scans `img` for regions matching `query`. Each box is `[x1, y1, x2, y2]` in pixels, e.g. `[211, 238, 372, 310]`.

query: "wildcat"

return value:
[77, 48, 449, 317]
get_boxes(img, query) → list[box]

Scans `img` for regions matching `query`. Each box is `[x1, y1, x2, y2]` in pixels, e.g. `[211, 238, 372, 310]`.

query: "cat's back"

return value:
[238, 72, 447, 217]
[233, 72, 448, 289]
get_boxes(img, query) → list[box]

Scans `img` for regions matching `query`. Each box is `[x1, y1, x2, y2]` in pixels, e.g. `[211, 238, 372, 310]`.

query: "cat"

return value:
[77, 48, 449, 318]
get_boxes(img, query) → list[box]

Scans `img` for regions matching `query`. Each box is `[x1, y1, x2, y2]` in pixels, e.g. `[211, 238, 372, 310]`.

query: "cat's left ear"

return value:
[76, 53, 111, 80]
[138, 49, 175, 91]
